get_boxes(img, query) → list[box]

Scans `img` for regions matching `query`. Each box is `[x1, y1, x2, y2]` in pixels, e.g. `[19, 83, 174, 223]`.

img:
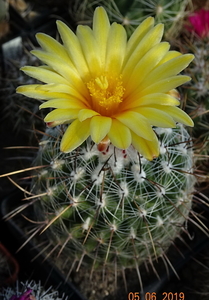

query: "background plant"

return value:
[70, 0, 193, 39]
[179, 10, 209, 179]
[0, 280, 67, 300]
[0, 47, 47, 138]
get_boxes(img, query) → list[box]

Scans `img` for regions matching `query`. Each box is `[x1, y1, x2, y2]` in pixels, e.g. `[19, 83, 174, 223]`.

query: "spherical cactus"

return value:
[70, 0, 191, 38]
[30, 123, 195, 288]
[180, 35, 209, 175]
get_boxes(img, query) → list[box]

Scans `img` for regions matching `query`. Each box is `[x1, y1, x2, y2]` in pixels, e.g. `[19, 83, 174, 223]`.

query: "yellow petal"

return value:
[36, 33, 72, 63]
[37, 83, 70, 93]
[125, 17, 155, 64]
[61, 119, 91, 152]
[158, 50, 182, 65]
[16, 84, 68, 100]
[56, 20, 90, 79]
[105, 22, 127, 74]
[121, 93, 180, 111]
[152, 105, 194, 127]
[76, 25, 101, 75]
[78, 109, 100, 122]
[139, 75, 191, 97]
[37, 83, 87, 102]
[131, 131, 159, 161]
[167, 89, 181, 100]
[21, 66, 70, 85]
[31, 50, 88, 96]
[124, 42, 170, 95]
[46, 120, 69, 127]
[141, 54, 194, 87]
[40, 99, 85, 109]
[93, 7, 110, 66]
[123, 23, 164, 82]
[115, 111, 156, 141]
[30, 50, 72, 78]
[44, 108, 79, 123]
[90, 116, 112, 143]
[133, 107, 176, 128]
[108, 119, 131, 149]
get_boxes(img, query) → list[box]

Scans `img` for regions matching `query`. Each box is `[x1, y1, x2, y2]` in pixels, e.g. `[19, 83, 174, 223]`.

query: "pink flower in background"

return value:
[9, 290, 34, 300]
[188, 8, 209, 38]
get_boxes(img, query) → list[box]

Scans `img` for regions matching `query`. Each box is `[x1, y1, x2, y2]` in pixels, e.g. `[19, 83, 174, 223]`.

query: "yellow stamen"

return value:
[95, 76, 108, 90]
[87, 74, 125, 115]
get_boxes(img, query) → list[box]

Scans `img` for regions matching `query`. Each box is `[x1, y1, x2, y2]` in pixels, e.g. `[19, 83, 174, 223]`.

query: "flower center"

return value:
[86, 74, 125, 115]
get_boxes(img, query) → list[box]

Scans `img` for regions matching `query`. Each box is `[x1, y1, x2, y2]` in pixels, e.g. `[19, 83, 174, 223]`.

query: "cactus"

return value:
[0, 280, 67, 300]
[179, 16, 209, 175]
[1, 45, 46, 137]
[70, 0, 192, 38]
[29, 123, 195, 291]
[184, 39, 209, 141]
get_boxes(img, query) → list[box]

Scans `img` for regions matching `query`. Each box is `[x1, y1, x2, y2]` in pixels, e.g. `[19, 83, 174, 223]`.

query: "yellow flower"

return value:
[17, 7, 194, 160]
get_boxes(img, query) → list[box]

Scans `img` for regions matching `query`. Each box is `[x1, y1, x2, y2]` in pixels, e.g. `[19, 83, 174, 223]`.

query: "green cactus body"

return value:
[183, 39, 209, 170]
[31, 123, 194, 280]
[71, 0, 191, 38]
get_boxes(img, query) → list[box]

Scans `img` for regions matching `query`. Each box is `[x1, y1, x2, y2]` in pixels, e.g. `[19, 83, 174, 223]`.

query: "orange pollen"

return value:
[86, 74, 125, 111]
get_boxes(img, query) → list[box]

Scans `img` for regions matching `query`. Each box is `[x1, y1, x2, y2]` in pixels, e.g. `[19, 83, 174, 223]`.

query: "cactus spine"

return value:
[70, 0, 192, 38]
[181, 36, 209, 175]
[1, 48, 45, 136]
[30, 124, 195, 288]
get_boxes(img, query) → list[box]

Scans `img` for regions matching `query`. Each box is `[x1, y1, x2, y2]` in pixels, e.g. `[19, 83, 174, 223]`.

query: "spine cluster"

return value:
[31, 124, 194, 273]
